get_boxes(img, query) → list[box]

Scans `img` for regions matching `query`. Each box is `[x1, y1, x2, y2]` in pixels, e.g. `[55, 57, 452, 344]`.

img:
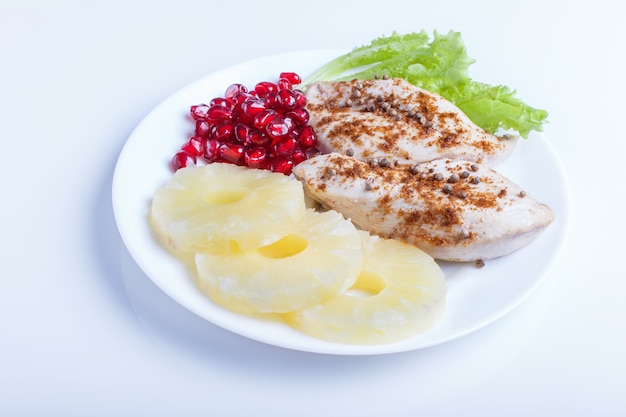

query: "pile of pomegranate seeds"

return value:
[171, 72, 318, 175]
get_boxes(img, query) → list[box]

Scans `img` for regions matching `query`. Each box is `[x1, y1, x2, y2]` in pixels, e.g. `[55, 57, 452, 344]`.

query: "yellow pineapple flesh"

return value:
[194, 209, 363, 314]
[285, 231, 447, 344]
[150, 163, 305, 254]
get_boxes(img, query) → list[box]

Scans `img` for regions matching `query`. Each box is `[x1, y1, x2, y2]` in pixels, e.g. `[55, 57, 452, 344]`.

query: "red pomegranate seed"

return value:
[293, 89, 307, 107]
[269, 155, 293, 175]
[211, 122, 234, 141]
[195, 119, 212, 138]
[286, 108, 309, 126]
[272, 136, 298, 156]
[181, 136, 206, 156]
[231, 91, 254, 109]
[277, 78, 292, 91]
[244, 147, 267, 169]
[263, 91, 277, 108]
[234, 123, 250, 143]
[207, 105, 233, 122]
[204, 139, 220, 162]
[253, 109, 278, 129]
[276, 89, 297, 110]
[298, 125, 317, 149]
[254, 81, 278, 97]
[225, 83, 248, 99]
[171, 151, 196, 171]
[219, 142, 244, 164]
[209, 97, 233, 109]
[283, 116, 295, 132]
[266, 118, 291, 140]
[279, 72, 302, 84]
[190, 104, 210, 120]
[241, 98, 266, 119]
[291, 147, 307, 165]
[246, 130, 269, 146]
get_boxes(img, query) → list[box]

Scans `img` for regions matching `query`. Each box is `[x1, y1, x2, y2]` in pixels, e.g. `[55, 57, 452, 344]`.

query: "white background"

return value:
[1, 0, 624, 415]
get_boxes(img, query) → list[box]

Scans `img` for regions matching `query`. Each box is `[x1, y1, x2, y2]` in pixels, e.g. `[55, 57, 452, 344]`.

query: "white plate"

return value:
[112, 50, 570, 355]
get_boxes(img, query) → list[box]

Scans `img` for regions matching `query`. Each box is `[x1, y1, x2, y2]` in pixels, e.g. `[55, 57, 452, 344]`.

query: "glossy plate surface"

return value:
[112, 50, 570, 355]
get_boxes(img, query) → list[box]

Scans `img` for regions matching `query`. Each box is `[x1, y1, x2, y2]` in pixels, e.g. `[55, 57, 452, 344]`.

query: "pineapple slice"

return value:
[194, 209, 363, 314]
[285, 231, 447, 345]
[150, 163, 305, 254]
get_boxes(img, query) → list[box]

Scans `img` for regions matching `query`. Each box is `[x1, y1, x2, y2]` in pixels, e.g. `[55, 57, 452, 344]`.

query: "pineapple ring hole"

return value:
[257, 234, 309, 259]
[346, 271, 387, 297]
[204, 186, 249, 205]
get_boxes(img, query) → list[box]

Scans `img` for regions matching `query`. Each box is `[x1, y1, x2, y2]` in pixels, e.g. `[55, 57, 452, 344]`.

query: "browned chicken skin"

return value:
[305, 78, 518, 167]
[293, 153, 554, 262]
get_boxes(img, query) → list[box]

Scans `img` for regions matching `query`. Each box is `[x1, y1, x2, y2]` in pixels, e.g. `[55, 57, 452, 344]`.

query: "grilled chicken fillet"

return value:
[305, 78, 517, 167]
[293, 153, 554, 262]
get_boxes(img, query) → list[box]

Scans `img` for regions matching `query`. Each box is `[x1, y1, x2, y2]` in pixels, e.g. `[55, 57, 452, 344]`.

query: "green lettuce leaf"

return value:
[302, 30, 548, 138]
